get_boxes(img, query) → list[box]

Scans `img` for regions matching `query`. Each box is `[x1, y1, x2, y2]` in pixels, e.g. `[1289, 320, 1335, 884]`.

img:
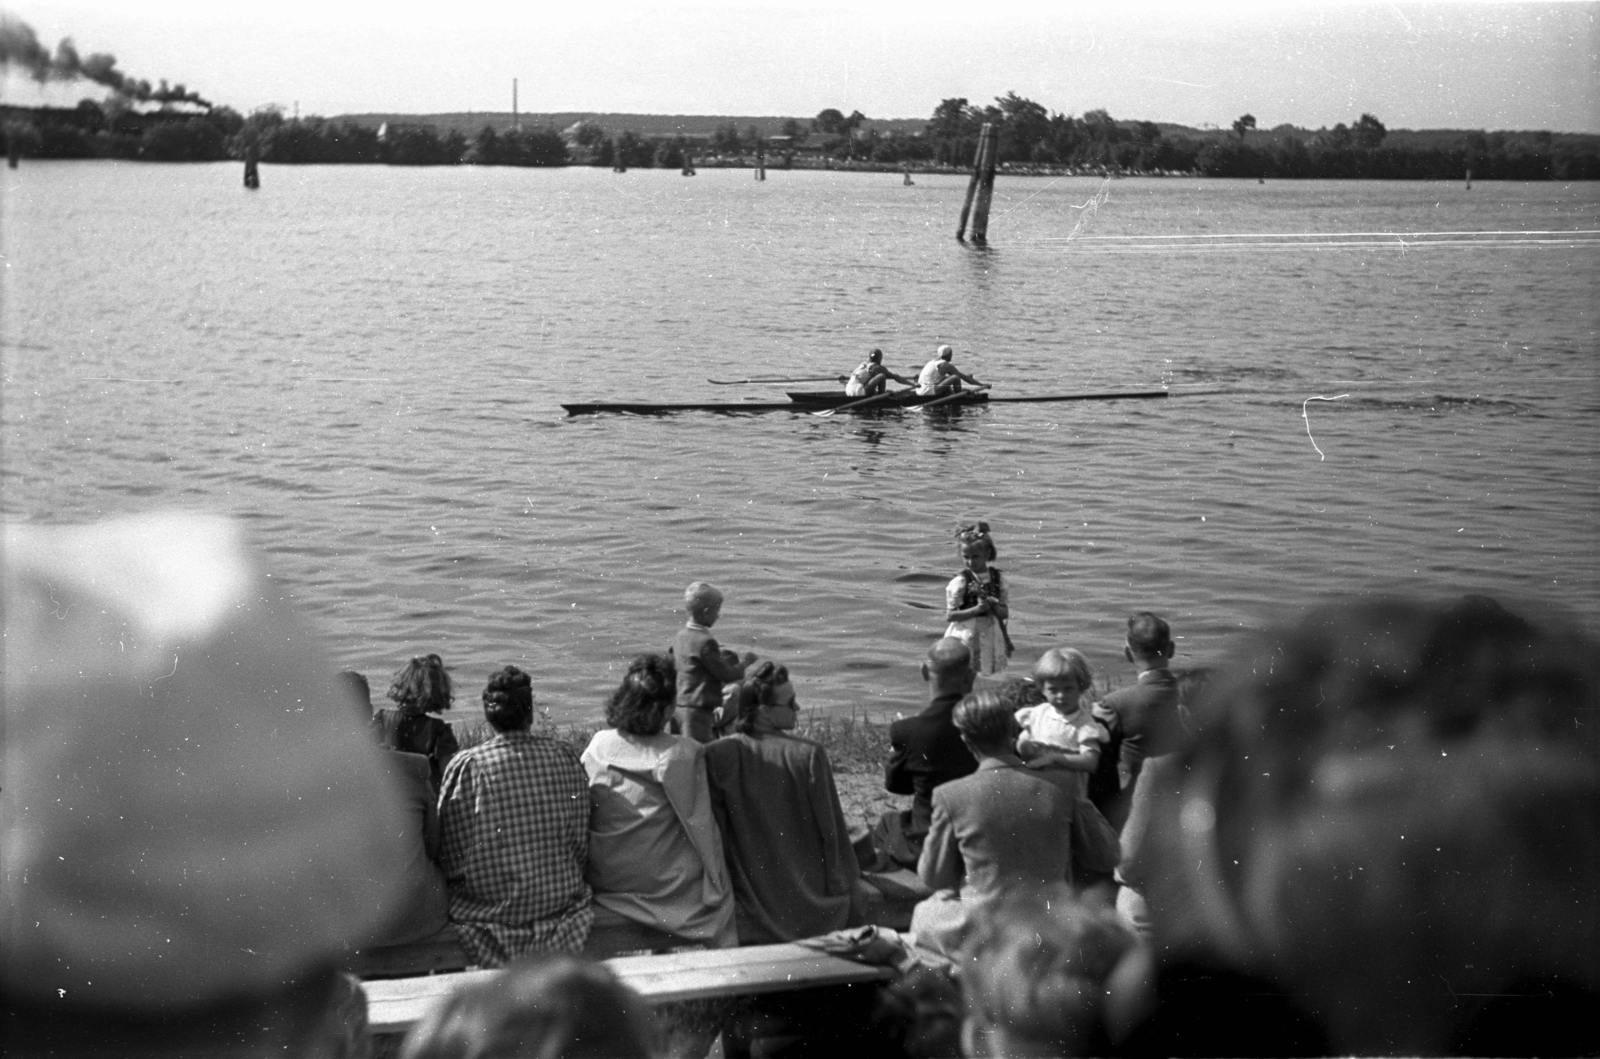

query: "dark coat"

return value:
[1088, 668, 1181, 830]
[885, 688, 978, 840]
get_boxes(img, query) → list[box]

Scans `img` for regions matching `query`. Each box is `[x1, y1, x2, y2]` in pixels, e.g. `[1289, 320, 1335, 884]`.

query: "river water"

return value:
[3, 161, 1596, 720]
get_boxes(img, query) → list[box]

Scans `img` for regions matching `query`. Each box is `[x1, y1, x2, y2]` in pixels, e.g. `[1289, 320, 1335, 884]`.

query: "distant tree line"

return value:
[0, 102, 570, 167]
[4, 94, 1597, 179]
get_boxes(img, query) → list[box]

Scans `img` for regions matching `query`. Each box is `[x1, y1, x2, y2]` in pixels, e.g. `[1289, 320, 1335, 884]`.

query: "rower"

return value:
[917, 345, 983, 396]
[844, 349, 915, 397]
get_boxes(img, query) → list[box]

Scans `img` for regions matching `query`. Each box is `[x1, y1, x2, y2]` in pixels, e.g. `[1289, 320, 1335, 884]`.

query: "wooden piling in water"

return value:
[613, 137, 627, 172]
[682, 152, 696, 176]
[969, 125, 999, 246]
[755, 147, 766, 181]
[243, 143, 260, 189]
[956, 123, 993, 241]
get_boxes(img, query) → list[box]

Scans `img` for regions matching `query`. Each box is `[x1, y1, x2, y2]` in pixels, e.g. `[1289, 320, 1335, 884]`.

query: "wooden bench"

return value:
[362, 942, 896, 1037]
[350, 872, 930, 979]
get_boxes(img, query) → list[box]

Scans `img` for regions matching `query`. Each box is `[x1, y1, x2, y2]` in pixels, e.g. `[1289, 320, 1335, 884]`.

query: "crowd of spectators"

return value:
[5, 513, 1594, 1058]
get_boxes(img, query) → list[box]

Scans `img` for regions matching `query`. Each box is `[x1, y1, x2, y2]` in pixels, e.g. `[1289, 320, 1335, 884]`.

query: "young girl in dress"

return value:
[944, 521, 1012, 676]
[1014, 648, 1108, 797]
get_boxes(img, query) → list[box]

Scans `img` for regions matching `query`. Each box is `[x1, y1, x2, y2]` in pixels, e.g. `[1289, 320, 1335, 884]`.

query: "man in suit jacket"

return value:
[910, 689, 1076, 960]
[885, 637, 980, 853]
[1088, 611, 1183, 831]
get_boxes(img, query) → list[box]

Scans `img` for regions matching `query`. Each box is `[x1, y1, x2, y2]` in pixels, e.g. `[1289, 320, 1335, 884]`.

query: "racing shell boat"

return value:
[561, 388, 1167, 416]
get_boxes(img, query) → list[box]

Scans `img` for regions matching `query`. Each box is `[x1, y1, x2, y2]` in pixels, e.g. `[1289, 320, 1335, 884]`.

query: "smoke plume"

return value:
[0, 13, 211, 109]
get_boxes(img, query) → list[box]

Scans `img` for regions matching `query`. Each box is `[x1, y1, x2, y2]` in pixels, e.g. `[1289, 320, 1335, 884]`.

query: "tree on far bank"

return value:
[812, 108, 848, 136]
[1354, 113, 1387, 149]
[711, 122, 741, 154]
[1232, 113, 1256, 141]
[780, 118, 806, 145]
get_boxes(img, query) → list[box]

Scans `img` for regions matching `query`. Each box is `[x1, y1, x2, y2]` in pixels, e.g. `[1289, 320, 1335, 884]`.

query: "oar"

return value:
[921, 384, 991, 409]
[708, 375, 848, 385]
[810, 386, 916, 418]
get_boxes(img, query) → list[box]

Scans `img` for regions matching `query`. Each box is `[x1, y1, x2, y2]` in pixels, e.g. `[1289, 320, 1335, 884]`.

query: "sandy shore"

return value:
[832, 769, 908, 838]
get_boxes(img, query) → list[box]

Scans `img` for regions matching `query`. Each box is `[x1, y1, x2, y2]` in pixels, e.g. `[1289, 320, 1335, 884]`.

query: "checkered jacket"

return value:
[438, 732, 593, 965]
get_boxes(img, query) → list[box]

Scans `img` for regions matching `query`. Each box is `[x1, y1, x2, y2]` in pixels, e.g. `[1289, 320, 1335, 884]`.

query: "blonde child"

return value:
[1014, 648, 1108, 796]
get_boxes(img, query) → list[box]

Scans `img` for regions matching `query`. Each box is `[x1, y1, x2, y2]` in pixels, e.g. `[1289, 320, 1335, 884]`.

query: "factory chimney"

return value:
[512, 78, 520, 132]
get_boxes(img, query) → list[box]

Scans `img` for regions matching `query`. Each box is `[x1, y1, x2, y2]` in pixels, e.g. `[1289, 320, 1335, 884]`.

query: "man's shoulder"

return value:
[1105, 672, 1180, 711]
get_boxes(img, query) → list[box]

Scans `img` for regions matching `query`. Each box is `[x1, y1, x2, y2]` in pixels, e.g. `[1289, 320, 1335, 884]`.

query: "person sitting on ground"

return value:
[909, 690, 1076, 961]
[373, 652, 460, 789]
[398, 952, 656, 1059]
[2, 513, 412, 1058]
[960, 888, 1136, 1058]
[845, 348, 916, 397]
[583, 653, 737, 950]
[1016, 648, 1109, 797]
[704, 660, 866, 943]
[343, 669, 451, 948]
[674, 581, 758, 744]
[916, 344, 983, 397]
[438, 666, 593, 966]
[1087, 612, 1183, 833]
[1109, 596, 1600, 1057]
[879, 637, 981, 867]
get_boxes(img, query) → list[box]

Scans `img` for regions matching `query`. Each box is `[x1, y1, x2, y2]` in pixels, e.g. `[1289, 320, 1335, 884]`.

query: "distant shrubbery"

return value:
[0, 101, 569, 168]
[4, 94, 1597, 179]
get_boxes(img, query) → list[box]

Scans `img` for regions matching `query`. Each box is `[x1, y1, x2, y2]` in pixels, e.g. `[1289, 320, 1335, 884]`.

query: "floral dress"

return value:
[944, 567, 1011, 676]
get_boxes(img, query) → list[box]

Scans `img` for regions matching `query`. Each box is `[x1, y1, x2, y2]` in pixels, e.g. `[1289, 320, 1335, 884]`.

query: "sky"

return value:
[2, 0, 1597, 132]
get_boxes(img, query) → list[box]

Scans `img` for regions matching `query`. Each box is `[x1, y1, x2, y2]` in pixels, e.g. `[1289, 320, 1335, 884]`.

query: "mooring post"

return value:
[243, 141, 260, 189]
[755, 146, 766, 181]
[956, 123, 992, 241]
[969, 125, 999, 246]
[613, 137, 626, 173]
[682, 151, 695, 176]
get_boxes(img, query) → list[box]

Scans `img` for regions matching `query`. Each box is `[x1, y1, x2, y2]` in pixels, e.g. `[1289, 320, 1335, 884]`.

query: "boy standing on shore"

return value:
[674, 581, 758, 743]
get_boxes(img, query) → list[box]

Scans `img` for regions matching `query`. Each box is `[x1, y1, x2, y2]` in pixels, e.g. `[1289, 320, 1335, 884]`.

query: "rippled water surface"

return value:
[4, 162, 1597, 719]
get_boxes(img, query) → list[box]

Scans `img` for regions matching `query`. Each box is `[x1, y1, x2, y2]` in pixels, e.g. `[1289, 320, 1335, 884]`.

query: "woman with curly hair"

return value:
[704, 661, 864, 943]
[372, 653, 460, 789]
[944, 522, 1012, 677]
[581, 653, 736, 949]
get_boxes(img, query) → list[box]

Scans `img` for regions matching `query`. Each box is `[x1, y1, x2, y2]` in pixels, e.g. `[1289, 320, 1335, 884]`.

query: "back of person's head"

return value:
[869, 348, 883, 363]
[399, 953, 655, 1059]
[605, 653, 677, 736]
[1125, 612, 1174, 660]
[2, 513, 412, 1056]
[962, 889, 1136, 1057]
[483, 666, 534, 733]
[952, 690, 1018, 754]
[1033, 648, 1092, 691]
[868, 966, 964, 1058]
[389, 653, 453, 714]
[731, 659, 790, 734]
[684, 580, 722, 614]
[1137, 595, 1600, 1055]
[926, 636, 974, 688]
